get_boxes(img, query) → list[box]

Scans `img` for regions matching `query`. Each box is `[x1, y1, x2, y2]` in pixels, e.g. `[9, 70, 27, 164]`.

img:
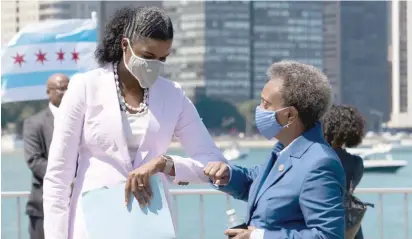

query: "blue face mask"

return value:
[255, 106, 290, 140]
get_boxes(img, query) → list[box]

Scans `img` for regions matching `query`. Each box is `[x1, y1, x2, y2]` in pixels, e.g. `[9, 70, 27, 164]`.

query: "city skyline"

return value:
[1, 0, 411, 130]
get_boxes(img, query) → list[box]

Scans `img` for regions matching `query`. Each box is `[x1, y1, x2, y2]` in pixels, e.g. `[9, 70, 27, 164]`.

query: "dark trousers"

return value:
[29, 216, 44, 239]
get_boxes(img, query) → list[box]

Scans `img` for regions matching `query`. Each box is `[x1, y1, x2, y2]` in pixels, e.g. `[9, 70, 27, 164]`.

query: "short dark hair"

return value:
[267, 61, 332, 129]
[322, 104, 366, 148]
[95, 6, 174, 66]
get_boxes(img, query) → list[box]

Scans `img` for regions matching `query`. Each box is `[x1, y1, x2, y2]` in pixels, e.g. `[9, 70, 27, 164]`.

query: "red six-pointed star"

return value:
[71, 49, 79, 63]
[13, 53, 25, 67]
[35, 50, 47, 64]
[56, 49, 65, 63]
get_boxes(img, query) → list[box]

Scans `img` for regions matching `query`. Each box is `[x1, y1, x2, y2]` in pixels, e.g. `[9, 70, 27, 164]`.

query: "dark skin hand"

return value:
[224, 227, 255, 239]
[125, 157, 168, 207]
[124, 157, 189, 207]
[203, 162, 230, 185]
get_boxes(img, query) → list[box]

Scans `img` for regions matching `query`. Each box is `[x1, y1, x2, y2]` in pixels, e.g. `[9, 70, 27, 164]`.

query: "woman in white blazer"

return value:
[43, 6, 226, 239]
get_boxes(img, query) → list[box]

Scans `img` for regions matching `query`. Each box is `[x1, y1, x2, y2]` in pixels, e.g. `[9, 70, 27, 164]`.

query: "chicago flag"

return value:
[1, 16, 98, 103]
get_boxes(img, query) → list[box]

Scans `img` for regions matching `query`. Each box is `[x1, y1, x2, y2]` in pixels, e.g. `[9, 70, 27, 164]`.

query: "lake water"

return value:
[2, 147, 412, 239]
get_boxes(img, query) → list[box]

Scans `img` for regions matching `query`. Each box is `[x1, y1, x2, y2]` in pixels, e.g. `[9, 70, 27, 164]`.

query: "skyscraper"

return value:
[252, 1, 323, 98]
[323, 1, 390, 130]
[163, 1, 251, 100]
[163, 1, 324, 101]
[1, 0, 99, 46]
[387, 0, 412, 130]
[1, 0, 39, 46]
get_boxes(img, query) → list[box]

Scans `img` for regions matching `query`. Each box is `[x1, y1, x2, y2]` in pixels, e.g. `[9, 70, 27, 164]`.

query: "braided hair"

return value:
[322, 104, 366, 148]
[95, 6, 174, 66]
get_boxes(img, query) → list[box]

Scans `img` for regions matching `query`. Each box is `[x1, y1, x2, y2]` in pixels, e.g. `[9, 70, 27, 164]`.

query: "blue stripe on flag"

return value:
[2, 70, 78, 88]
[8, 29, 97, 47]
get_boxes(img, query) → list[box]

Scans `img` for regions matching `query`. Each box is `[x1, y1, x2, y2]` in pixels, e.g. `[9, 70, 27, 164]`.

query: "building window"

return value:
[39, 4, 51, 10]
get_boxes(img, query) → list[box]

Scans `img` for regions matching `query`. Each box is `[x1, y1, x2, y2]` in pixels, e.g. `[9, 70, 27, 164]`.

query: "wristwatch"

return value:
[161, 155, 174, 175]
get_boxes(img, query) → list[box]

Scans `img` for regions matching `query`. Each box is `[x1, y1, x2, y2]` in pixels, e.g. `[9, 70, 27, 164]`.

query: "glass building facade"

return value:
[163, 1, 324, 101]
[252, 1, 323, 98]
[323, 1, 390, 129]
[399, 1, 408, 113]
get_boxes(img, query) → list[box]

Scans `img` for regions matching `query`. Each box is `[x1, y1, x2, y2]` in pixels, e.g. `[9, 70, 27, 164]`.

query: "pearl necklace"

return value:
[113, 63, 149, 114]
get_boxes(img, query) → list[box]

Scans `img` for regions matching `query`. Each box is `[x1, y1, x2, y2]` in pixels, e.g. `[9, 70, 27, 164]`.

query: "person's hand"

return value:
[224, 226, 255, 239]
[125, 157, 163, 207]
[203, 162, 230, 185]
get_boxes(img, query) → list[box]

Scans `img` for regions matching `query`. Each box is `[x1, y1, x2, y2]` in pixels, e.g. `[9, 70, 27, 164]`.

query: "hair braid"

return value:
[95, 6, 173, 66]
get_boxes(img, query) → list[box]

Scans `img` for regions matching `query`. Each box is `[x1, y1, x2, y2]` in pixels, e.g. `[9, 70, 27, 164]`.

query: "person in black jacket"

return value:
[322, 104, 366, 239]
[23, 73, 68, 239]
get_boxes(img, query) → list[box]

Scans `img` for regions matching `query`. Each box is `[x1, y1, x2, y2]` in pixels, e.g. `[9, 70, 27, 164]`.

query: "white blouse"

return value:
[121, 111, 150, 163]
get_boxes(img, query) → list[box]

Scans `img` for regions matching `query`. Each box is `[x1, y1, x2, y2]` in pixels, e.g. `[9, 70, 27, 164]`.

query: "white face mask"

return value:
[123, 38, 164, 88]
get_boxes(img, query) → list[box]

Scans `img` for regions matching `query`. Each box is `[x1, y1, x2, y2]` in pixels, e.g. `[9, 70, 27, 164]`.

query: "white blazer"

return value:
[43, 64, 227, 239]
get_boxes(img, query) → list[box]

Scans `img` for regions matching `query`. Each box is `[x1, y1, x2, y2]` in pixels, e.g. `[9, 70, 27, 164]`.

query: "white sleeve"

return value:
[170, 93, 227, 184]
[43, 74, 86, 239]
[250, 229, 265, 239]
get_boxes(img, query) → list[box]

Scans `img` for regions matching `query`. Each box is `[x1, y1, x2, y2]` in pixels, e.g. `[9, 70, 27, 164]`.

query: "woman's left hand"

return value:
[224, 226, 255, 239]
[124, 157, 163, 207]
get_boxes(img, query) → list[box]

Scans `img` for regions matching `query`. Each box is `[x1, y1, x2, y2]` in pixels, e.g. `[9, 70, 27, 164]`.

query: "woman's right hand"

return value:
[125, 161, 158, 207]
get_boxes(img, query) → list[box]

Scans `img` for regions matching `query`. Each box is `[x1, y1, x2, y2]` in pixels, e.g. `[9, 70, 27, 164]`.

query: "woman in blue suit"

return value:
[205, 61, 346, 239]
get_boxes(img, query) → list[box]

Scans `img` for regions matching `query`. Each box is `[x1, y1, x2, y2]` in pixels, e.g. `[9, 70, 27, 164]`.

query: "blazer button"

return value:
[278, 164, 285, 172]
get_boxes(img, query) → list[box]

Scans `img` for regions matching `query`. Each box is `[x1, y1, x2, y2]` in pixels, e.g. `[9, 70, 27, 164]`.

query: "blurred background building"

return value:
[387, 0, 412, 131]
[1, 1, 160, 46]
[1, 0, 411, 131]
[1, 0, 40, 46]
[163, 1, 323, 101]
[323, 1, 390, 131]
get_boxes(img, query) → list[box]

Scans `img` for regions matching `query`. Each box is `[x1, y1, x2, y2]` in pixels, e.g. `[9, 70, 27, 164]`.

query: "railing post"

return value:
[378, 193, 384, 239]
[17, 197, 21, 239]
[226, 194, 231, 211]
[199, 195, 205, 239]
[404, 193, 409, 239]
[173, 195, 178, 236]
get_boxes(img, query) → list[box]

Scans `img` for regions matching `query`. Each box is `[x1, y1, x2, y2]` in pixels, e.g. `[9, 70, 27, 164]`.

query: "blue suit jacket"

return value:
[219, 122, 346, 239]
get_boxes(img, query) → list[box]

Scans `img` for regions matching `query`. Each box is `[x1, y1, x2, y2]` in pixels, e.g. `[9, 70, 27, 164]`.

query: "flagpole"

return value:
[98, 1, 106, 43]
[91, 11, 97, 22]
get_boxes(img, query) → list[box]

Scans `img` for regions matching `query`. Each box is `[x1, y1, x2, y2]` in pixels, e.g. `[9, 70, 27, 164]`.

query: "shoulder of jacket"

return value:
[156, 77, 182, 89]
[155, 77, 185, 98]
[24, 108, 47, 126]
[70, 67, 104, 82]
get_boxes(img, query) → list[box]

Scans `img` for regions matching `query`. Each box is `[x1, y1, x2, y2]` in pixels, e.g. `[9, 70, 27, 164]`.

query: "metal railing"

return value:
[2, 188, 412, 239]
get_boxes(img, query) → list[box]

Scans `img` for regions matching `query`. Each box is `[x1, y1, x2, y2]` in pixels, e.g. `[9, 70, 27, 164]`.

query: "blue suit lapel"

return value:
[246, 152, 276, 221]
[254, 152, 292, 205]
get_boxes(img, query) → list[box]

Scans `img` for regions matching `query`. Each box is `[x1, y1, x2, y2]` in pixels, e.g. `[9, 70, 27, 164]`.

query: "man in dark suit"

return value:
[23, 73, 69, 239]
